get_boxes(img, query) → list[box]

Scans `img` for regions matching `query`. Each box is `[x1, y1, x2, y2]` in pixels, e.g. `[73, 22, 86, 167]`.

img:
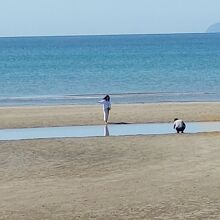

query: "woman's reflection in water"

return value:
[104, 125, 110, 136]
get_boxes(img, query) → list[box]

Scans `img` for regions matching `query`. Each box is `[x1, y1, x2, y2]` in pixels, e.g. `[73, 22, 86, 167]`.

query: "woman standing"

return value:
[98, 95, 111, 124]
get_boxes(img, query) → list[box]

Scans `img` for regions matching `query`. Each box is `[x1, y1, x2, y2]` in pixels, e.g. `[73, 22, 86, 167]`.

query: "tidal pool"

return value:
[0, 122, 220, 141]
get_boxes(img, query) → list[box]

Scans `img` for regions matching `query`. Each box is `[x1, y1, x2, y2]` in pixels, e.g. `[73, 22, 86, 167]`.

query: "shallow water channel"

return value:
[0, 122, 220, 141]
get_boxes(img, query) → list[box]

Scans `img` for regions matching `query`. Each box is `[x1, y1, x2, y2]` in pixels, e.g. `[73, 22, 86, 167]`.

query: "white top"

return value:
[174, 119, 185, 129]
[98, 99, 111, 110]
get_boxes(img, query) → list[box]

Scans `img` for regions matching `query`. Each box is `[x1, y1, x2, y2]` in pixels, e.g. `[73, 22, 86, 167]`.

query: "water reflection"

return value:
[104, 125, 110, 136]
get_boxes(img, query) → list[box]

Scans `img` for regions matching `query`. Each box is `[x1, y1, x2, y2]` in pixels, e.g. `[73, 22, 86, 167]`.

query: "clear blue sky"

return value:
[1, 0, 220, 37]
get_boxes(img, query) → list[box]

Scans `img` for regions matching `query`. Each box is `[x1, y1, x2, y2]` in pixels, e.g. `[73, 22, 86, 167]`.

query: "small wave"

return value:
[0, 91, 219, 106]
[0, 92, 217, 101]
[66, 91, 217, 97]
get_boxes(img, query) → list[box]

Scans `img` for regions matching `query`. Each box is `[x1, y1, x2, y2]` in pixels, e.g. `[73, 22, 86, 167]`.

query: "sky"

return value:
[0, 0, 220, 37]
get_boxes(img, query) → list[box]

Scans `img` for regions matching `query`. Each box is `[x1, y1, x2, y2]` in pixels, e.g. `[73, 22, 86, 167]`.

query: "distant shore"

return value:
[0, 102, 219, 129]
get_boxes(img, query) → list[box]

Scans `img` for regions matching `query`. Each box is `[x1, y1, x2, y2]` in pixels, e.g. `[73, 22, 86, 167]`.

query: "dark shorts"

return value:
[176, 124, 186, 132]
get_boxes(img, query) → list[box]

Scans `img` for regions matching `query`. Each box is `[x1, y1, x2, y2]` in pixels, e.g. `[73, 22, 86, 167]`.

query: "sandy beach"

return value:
[0, 133, 220, 219]
[0, 102, 220, 219]
[0, 102, 219, 129]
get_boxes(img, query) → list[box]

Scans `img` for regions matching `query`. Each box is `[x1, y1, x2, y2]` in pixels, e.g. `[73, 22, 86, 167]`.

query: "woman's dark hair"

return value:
[174, 118, 179, 121]
[103, 95, 110, 101]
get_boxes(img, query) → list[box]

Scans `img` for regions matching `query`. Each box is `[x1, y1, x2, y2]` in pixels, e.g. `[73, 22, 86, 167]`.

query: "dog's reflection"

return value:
[104, 125, 110, 136]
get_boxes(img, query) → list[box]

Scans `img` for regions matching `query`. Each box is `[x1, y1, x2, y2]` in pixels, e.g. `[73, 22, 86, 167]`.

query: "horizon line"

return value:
[0, 31, 216, 39]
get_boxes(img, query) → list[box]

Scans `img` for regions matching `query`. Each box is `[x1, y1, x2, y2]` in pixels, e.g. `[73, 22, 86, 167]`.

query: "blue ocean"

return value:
[0, 33, 220, 106]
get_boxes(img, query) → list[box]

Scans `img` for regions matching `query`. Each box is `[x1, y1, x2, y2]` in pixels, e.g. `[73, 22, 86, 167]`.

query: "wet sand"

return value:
[0, 102, 219, 129]
[0, 102, 220, 219]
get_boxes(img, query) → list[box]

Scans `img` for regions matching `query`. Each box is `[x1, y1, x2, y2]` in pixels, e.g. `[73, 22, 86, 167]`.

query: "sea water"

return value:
[0, 33, 220, 106]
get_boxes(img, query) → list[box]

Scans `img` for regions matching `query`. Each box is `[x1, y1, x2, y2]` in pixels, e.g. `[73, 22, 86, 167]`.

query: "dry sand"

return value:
[0, 133, 220, 219]
[0, 102, 220, 219]
[0, 102, 219, 129]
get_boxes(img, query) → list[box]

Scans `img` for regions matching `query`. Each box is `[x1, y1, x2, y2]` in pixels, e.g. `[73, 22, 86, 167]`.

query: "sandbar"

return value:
[0, 102, 219, 129]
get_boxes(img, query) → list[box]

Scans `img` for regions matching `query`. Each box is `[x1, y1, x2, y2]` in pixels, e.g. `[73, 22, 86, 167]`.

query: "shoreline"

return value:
[0, 91, 219, 107]
[0, 102, 219, 129]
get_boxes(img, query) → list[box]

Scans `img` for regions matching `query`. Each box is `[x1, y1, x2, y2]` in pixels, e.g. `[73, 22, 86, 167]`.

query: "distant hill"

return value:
[206, 22, 220, 33]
